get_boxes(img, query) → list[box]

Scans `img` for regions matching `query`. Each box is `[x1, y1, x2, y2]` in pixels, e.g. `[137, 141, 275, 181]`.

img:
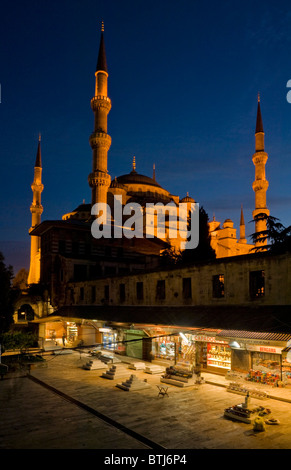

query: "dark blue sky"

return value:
[1, 0, 291, 274]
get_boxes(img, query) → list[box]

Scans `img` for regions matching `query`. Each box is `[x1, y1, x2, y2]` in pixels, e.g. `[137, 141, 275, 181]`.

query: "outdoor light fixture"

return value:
[229, 341, 240, 349]
[179, 332, 189, 344]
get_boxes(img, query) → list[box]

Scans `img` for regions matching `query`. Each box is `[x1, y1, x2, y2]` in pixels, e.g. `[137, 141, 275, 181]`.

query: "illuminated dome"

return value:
[180, 192, 195, 203]
[116, 170, 162, 188]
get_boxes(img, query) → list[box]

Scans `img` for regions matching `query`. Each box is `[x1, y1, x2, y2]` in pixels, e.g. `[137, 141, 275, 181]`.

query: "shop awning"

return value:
[216, 330, 291, 342]
[50, 304, 291, 335]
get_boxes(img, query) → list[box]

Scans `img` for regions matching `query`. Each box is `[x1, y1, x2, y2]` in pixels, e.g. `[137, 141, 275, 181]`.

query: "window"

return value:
[74, 264, 87, 281]
[119, 283, 126, 303]
[182, 277, 192, 299]
[213, 274, 225, 298]
[105, 246, 112, 257]
[249, 270, 265, 299]
[58, 240, 66, 254]
[80, 287, 84, 301]
[156, 280, 166, 300]
[117, 247, 124, 257]
[104, 285, 109, 302]
[136, 281, 144, 300]
[72, 241, 79, 255]
[91, 286, 96, 303]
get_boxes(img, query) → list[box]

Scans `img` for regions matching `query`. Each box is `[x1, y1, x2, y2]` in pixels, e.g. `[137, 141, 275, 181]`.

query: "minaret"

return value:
[27, 135, 44, 285]
[88, 21, 111, 216]
[239, 205, 247, 243]
[252, 94, 269, 247]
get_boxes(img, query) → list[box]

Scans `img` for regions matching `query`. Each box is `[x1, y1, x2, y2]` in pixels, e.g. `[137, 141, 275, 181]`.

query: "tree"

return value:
[0, 330, 38, 353]
[160, 245, 182, 267]
[180, 206, 216, 264]
[0, 252, 15, 332]
[13, 268, 28, 291]
[250, 213, 291, 254]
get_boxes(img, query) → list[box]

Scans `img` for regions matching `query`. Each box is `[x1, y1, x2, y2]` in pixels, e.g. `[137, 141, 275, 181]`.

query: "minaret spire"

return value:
[255, 92, 264, 139]
[27, 137, 44, 285]
[239, 205, 246, 243]
[96, 21, 108, 74]
[252, 95, 269, 248]
[88, 22, 112, 217]
[35, 133, 42, 168]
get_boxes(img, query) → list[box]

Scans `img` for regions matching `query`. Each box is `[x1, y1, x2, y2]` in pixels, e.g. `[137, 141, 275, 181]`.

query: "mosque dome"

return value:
[180, 193, 195, 203]
[116, 170, 162, 189]
[223, 219, 234, 228]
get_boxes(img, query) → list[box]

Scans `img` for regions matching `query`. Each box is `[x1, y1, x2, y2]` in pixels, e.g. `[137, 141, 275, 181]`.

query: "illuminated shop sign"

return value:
[193, 335, 227, 344]
[246, 345, 283, 354]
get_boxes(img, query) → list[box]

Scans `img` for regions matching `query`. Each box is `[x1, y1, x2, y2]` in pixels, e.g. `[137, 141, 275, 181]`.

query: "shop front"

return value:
[245, 344, 284, 385]
[192, 334, 231, 373]
[282, 347, 291, 384]
[125, 329, 151, 361]
[216, 330, 291, 385]
[99, 328, 117, 351]
[150, 330, 230, 372]
[152, 334, 178, 363]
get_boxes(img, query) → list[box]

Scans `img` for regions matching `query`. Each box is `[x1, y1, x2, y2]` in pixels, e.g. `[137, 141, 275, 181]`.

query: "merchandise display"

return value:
[207, 344, 231, 370]
[245, 369, 281, 386]
[156, 340, 176, 360]
[224, 393, 270, 424]
[179, 342, 195, 364]
[227, 382, 269, 400]
[161, 366, 197, 388]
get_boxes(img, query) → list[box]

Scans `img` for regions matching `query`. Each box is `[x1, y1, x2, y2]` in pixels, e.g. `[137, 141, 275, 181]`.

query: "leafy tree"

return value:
[0, 330, 38, 353]
[181, 206, 216, 264]
[160, 245, 182, 267]
[13, 268, 28, 291]
[0, 251, 15, 332]
[250, 213, 291, 254]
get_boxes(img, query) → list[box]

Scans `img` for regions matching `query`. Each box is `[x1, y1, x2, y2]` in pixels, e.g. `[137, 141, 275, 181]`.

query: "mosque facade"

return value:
[26, 25, 269, 288]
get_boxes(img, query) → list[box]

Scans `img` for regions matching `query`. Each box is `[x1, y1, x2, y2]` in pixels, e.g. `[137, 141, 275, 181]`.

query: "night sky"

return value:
[1, 0, 291, 275]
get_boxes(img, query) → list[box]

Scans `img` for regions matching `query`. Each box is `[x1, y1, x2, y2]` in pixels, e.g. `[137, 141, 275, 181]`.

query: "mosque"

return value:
[17, 24, 291, 376]
[27, 23, 269, 287]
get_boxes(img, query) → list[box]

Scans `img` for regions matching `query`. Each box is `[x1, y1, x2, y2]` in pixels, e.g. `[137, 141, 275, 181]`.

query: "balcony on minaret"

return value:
[90, 95, 111, 111]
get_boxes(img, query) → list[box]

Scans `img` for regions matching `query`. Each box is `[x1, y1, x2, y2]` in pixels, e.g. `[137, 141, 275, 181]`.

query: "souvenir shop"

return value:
[216, 330, 291, 385]
[183, 332, 231, 372]
[245, 344, 288, 385]
[151, 330, 231, 372]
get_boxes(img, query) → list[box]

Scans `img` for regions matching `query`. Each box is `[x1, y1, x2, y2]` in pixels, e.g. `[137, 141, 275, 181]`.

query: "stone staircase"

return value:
[116, 374, 151, 391]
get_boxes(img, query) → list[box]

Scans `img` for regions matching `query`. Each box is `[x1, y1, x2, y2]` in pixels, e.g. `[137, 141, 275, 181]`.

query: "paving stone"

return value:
[2, 351, 291, 449]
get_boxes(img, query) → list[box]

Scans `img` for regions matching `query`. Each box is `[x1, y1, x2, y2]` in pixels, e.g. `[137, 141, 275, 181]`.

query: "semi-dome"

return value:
[110, 177, 126, 190]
